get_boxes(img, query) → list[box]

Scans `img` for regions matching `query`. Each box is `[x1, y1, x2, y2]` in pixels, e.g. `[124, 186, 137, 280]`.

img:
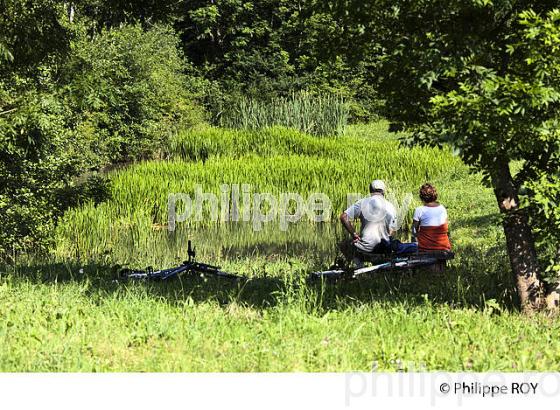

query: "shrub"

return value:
[64, 24, 204, 165]
[0, 81, 84, 258]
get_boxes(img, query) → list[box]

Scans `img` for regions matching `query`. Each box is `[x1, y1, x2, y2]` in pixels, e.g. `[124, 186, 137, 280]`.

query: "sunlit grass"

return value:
[1, 276, 558, 371]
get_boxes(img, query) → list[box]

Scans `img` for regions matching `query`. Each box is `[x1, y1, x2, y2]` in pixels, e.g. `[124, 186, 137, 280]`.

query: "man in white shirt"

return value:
[339, 180, 397, 266]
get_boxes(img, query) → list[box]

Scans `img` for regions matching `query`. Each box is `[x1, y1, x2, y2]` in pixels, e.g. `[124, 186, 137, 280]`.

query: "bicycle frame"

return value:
[309, 251, 454, 281]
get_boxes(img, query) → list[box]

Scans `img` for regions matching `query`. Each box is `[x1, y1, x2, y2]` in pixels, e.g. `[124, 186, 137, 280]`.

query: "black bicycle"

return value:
[309, 249, 455, 282]
[118, 240, 244, 281]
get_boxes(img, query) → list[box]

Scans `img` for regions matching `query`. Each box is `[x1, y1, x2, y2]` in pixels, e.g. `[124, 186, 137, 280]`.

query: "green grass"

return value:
[1, 275, 558, 371]
[1, 121, 558, 372]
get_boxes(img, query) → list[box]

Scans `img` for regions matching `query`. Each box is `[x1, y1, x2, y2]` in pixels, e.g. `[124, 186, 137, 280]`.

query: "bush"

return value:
[64, 24, 204, 165]
[0, 80, 84, 258]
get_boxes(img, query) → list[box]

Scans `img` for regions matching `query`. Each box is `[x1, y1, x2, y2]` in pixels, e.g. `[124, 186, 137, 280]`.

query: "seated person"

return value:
[339, 179, 397, 267]
[412, 183, 451, 252]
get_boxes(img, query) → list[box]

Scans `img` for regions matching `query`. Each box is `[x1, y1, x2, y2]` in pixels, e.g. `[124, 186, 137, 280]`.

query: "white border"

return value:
[1, 373, 559, 410]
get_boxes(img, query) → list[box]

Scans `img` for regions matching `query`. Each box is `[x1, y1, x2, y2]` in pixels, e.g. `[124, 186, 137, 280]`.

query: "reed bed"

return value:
[56, 124, 466, 262]
[218, 92, 349, 136]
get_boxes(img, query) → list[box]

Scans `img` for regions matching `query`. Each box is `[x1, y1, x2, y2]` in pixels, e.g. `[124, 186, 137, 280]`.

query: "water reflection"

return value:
[167, 222, 341, 261]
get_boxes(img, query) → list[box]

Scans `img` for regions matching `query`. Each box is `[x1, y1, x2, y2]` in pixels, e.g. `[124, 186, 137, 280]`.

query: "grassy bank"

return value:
[2, 122, 557, 372]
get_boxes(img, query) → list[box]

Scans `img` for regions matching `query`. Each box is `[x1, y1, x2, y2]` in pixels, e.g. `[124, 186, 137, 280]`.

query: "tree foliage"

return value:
[0, 1, 79, 256]
[71, 0, 382, 121]
[348, 0, 560, 307]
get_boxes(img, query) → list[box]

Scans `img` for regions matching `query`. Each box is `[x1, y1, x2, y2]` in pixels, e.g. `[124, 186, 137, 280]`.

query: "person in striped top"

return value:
[411, 183, 451, 251]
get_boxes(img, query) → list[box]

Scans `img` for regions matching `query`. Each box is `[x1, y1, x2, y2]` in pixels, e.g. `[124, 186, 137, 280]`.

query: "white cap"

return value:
[370, 179, 386, 192]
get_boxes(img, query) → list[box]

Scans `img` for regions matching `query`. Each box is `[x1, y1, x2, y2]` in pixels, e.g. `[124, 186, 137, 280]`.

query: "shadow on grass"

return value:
[1, 241, 518, 312]
[453, 213, 502, 231]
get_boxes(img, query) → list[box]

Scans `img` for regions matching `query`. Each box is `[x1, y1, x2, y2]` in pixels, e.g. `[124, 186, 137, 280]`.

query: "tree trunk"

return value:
[490, 160, 545, 313]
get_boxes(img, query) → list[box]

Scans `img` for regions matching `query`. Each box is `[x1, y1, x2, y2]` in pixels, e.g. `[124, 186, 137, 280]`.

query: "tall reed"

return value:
[219, 92, 348, 137]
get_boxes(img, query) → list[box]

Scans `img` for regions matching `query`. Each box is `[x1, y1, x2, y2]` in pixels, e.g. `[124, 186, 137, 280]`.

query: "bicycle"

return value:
[118, 240, 244, 281]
